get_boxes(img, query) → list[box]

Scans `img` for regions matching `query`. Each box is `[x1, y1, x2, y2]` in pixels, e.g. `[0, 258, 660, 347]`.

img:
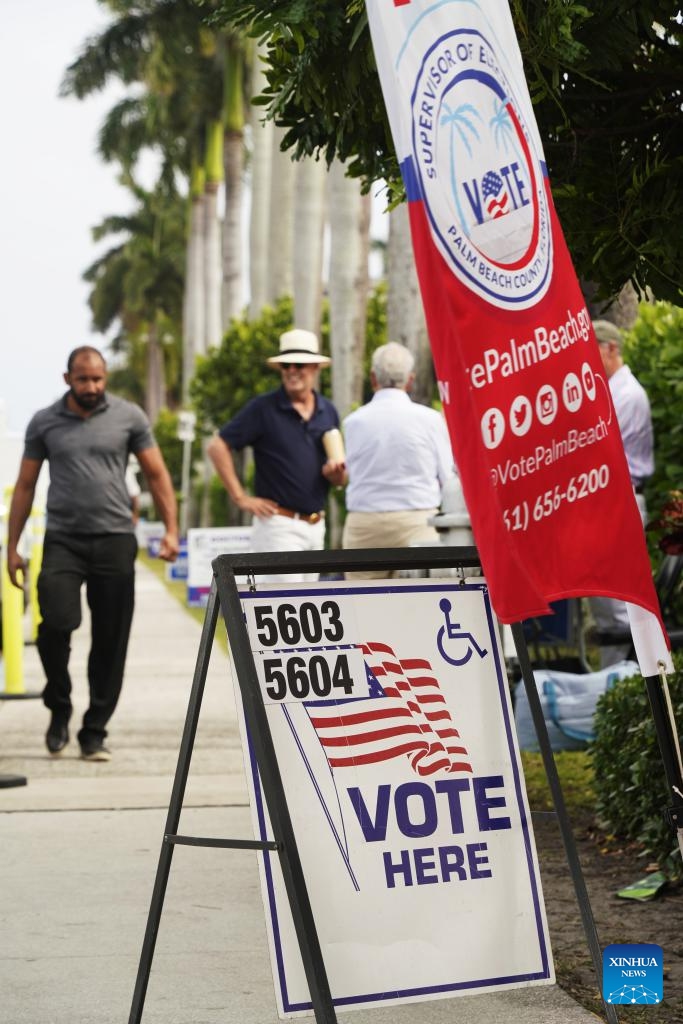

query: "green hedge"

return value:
[591, 652, 683, 874]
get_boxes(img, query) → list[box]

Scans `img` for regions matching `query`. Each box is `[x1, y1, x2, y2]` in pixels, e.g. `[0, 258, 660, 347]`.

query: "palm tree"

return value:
[386, 204, 434, 406]
[328, 161, 369, 419]
[293, 157, 327, 333]
[440, 102, 482, 158]
[489, 99, 515, 154]
[61, 0, 246, 390]
[83, 177, 186, 421]
[204, 119, 224, 351]
[221, 32, 247, 325]
[268, 125, 295, 303]
[248, 42, 274, 318]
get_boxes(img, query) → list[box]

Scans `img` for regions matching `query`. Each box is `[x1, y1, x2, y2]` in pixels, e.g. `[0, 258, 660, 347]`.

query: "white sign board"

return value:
[186, 526, 252, 607]
[233, 579, 553, 1017]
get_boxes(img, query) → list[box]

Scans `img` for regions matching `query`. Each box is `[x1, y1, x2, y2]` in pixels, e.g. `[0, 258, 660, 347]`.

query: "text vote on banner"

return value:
[364, 0, 666, 656]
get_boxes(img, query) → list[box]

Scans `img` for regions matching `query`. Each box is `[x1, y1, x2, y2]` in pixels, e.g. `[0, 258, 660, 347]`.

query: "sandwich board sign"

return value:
[232, 577, 553, 1016]
[186, 526, 252, 607]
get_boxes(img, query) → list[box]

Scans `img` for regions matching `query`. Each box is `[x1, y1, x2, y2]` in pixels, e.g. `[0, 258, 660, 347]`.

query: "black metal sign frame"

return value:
[128, 545, 621, 1024]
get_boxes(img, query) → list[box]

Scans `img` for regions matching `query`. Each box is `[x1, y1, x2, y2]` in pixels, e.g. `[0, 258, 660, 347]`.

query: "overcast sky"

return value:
[0, 0, 132, 435]
[0, 0, 390, 440]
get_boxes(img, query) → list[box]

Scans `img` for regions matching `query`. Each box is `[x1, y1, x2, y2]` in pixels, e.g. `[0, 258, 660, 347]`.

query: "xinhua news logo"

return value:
[602, 943, 663, 1005]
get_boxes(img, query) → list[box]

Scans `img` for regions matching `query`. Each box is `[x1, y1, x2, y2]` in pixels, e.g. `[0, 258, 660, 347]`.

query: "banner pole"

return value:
[511, 622, 619, 1024]
[643, 665, 683, 862]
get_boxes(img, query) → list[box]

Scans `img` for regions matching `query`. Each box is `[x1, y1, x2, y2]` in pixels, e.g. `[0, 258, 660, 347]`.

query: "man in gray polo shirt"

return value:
[6, 346, 179, 761]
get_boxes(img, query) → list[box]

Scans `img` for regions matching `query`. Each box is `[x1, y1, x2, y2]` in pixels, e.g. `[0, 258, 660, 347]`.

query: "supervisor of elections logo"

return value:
[409, 26, 552, 309]
[602, 944, 663, 1004]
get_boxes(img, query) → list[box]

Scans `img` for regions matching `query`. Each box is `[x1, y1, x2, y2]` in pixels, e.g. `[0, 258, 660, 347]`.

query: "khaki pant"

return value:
[342, 508, 439, 579]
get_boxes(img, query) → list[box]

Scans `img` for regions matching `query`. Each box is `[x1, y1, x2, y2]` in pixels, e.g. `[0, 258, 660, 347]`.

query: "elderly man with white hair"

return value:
[342, 341, 455, 580]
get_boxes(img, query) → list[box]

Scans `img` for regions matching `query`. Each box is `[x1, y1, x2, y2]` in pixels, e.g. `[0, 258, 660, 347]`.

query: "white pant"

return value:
[250, 514, 326, 583]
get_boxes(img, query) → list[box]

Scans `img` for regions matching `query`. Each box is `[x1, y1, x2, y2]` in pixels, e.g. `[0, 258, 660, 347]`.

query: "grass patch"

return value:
[521, 749, 596, 816]
[137, 551, 228, 653]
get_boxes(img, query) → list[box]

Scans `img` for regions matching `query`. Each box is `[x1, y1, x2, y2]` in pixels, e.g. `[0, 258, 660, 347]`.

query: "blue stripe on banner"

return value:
[400, 155, 423, 202]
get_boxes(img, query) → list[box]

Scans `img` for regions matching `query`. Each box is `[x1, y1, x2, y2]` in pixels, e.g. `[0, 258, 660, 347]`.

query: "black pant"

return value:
[37, 532, 137, 745]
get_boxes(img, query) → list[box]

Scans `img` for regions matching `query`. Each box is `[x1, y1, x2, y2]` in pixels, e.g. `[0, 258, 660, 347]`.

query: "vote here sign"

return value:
[231, 579, 553, 1016]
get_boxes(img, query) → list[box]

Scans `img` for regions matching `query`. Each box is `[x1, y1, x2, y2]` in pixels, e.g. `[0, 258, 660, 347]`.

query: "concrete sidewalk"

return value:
[0, 561, 601, 1023]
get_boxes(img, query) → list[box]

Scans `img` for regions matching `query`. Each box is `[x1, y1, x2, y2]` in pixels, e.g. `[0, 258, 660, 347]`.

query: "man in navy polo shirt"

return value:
[207, 329, 346, 581]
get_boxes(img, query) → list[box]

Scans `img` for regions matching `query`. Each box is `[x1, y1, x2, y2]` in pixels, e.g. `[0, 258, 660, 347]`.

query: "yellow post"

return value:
[1, 487, 25, 694]
[28, 509, 44, 643]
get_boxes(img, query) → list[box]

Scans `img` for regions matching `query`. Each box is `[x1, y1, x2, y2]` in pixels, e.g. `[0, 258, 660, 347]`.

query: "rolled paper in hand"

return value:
[322, 428, 345, 463]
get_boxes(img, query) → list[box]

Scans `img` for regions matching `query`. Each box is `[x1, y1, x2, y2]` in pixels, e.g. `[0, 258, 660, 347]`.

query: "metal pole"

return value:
[180, 436, 191, 538]
[511, 622, 619, 1024]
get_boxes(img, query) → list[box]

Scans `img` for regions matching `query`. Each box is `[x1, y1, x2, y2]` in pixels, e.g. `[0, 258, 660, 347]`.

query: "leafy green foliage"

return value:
[189, 284, 390, 433]
[591, 653, 683, 873]
[151, 407, 191, 491]
[210, 0, 683, 302]
[623, 302, 683, 546]
[83, 176, 186, 408]
[521, 750, 596, 816]
[189, 296, 299, 432]
[61, 0, 226, 179]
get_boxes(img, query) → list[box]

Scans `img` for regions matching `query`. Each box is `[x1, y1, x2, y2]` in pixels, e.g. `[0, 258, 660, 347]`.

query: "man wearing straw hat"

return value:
[207, 329, 346, 582]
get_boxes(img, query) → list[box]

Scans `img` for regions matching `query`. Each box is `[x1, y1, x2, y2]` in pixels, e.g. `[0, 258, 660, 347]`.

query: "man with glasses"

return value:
[207, 329, 346, 581]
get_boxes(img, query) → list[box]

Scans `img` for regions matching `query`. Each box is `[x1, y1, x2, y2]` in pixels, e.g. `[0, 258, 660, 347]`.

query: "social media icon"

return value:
[562, 372, 583, 413]
[535, 384, 558, 425]
[510, 395, 532, 437]
[481, 407, 505, 450]
[581, 361, 597, 401]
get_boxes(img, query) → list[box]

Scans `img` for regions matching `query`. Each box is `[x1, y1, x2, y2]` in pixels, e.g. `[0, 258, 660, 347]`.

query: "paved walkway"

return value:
[0, 561, 601, 1023]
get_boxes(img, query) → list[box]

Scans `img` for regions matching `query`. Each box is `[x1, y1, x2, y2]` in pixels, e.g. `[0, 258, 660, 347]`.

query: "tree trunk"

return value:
[328, 161, 369, 419]
[182, 165, 206, 399]
[293, 157, 327, 333]
[222, 38, 245, 328]
[386, 203, 434, 405]
[204, 120, 223, 350]
[267, 125, 295, 303]
[248, 44, 273, 319]
[145, 320, 165, 427]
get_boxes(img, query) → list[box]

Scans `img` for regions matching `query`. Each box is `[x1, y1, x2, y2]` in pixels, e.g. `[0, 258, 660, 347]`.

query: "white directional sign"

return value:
[233, 579, 553, 1017]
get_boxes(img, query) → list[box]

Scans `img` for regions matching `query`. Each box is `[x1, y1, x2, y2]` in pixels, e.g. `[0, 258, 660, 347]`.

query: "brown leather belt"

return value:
[275, 507, 324, 525]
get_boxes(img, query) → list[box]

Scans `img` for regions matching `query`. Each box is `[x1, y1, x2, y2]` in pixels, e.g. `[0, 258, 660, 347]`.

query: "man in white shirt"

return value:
[590, 319, 654, 665]
[342, 342, 455, 579]
[594, 319, 654, 516]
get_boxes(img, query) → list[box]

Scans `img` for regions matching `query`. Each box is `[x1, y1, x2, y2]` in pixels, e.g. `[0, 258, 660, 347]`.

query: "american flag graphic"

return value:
[305, 642, 472, 776]
[482, 170, 509, 219]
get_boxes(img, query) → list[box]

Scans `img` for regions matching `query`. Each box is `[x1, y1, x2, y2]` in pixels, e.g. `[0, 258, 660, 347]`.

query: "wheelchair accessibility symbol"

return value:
[436, 598, 488, 667]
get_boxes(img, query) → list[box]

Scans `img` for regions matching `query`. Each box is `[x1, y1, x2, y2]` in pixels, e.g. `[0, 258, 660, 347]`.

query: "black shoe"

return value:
[45, 716, 69, 756]
[79, 739, 112, 763]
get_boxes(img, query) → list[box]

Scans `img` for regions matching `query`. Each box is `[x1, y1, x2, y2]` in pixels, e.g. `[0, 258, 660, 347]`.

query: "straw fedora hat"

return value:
[266, 329, 331, 367]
